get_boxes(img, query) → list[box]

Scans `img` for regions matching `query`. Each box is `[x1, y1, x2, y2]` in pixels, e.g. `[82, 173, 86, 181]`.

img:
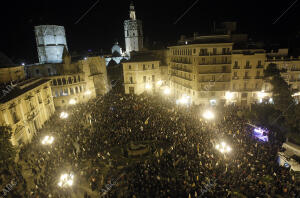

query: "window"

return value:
[57, 79, 62, 85]
[79, 86, 82, 92]
[55, 90, 59, 97]
[68, 77, 72, 84]
[64, 88, 68, 96]
[234, 72, 237, 77]
[152, 64, 154, 69]
[152, 75, 155, 82]
[233, 84, 236, 90]
[73, 76, 77, 83]
[70, 88, 74, 95]
[48, 68, 51, 75]
[234, 61, 238, 66]
[129, 65, 131, 70]
[212, 58, 216, 64]
[143, 76, 146, 83]
[222, 48, 226, 54]
[202, 58, 205, 64]
[244, 83, 247, 89]
[143, 64, 146, 70]
[129, 77, 133, 83]
[62, 78, 66, 85]
[256, 71, 260, 76]
[53, 79, 57, 86]
[245, 71, 249, 77]
[62, 100, 65, 104]
[213, 48, 217, 55]
[60, 89, 63, 96]
[75, 87, 79, 93]
[193, 49, 196, 54]
[258, 60, 262, 66]
[222, 66, 226, 72]
[36, 69, 40, 74]
[246, 61, 250, 67]
[78, 75, 81, 82]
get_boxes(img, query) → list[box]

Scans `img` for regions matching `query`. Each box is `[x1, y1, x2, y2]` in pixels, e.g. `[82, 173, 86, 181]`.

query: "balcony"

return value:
[290, 68, 300, 71]
[171, 73, 192, 81]
[255, 76, 263, 79]
[243, 76, 251, 80]
[244, 66, 252, 69]
[233, 66, 240, 69]
[256, 65, 264, 68]
[199, 71, 231, 75]
[232, 76, 239, 80]
[171, 67, 192, 73]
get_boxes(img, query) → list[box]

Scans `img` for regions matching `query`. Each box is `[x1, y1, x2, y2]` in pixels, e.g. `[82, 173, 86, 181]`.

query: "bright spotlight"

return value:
[156, 80, 163, 86]
[60, 112, 69, 119]
[202, 110, 214, 120]
[58, 173, 74, 188]
[69, 99, 76, 105]
[145, 83, 152, 89]
[84, 90, 91, 95]
[225, 92, 233, 100]
[177, 94, 190, 105]
[21, 63, 25, 66]
[215, 141, 231, 154]
[163, 87, 171, 95]
[42, 136, 54, 145]
[84, 57, 87, 60]
[257, 91, 266, 98]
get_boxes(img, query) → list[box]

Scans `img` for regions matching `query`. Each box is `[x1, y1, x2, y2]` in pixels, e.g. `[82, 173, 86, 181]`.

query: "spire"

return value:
[129, 1, 136, 20]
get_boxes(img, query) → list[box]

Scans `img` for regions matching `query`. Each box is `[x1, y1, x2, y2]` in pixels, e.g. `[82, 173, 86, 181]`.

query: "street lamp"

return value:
[163, 87, 171, 95]
[225, 91, 233, 100]
[69, 99, 76, 105]
[145, 83, 152, 90]
[215, 142, 231, 153]
[176, 94, 190, 105]
[58, 173, 74, 188]
[84, 90, 91, 95]
[202, 110, 214, 120]
[156, 80, 163, 86]
[42, 136, 54, 145]
[60, 112, 69, 119]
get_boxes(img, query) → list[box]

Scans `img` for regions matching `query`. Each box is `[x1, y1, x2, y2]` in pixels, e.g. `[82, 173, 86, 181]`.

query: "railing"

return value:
[171, 74, 192, 81]
[256, 65, 264, 68]
[233, 66, 240, 69]
[244, 66, 252, 69]
[232, 76, 239, 80]
[243, 76, 251, 79]
[255, 76, 263, 79]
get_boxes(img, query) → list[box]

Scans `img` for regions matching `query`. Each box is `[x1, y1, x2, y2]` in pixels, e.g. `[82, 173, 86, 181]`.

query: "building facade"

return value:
[124, 2, 143, 55]
[0, 79, 55, 146]
[230, 49, 267, 106]
[123, 60, 161, 94]
[0, 65, 25, 83]
[26, 56, 109, 107]
[169, 35, 233, 106]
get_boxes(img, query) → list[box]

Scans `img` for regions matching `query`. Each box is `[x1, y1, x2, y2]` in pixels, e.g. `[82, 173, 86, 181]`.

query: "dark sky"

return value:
[1, 0, 300, 64]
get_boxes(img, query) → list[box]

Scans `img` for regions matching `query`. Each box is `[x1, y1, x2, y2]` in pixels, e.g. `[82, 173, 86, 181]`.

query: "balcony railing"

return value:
[256, 65, 264, 68]
[232, 76, 239, 80]
[233, 66, 240, 69]
[243, 76, 251, 79]
[244, 66, 252, 69]
[255, 76, 263, 79]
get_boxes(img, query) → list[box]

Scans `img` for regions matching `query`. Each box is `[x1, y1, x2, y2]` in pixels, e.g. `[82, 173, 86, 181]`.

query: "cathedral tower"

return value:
[124, 1, 143, 56]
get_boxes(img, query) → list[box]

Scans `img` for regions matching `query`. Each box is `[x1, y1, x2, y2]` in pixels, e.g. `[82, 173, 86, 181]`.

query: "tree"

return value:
[264, 63, 300, 133]
[0, 126, 16, 168]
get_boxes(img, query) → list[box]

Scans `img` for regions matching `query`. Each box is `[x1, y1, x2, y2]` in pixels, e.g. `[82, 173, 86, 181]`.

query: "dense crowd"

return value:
[1, 87, 299, 197]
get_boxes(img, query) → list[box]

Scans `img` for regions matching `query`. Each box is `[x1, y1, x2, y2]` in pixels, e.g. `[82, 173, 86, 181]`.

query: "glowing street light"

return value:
[42, 136, 54, 145]
[145, 83, 152, 90]
[225, 91, 234, 100]
[84, 57, 87, 60]
[60, 112, 69, 119]
[176, 94, 190, 105]
[58, 173, 74, 188]
[257, 90, 266, 99]
[69, 99, 77, 105]
[84, 90, 91, 95]
[156, 80, 163, 86]
[21, 62, 25, 66]
[163, 87, 171, 95]
[215, 142, 231, 153]
[202, 110, 214, 120]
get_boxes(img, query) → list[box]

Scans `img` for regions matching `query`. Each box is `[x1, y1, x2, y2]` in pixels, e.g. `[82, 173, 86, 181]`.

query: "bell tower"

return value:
[124, 1, 143, 56]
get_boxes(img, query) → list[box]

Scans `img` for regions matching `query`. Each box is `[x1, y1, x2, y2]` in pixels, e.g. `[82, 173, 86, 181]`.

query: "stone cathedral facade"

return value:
[124, 2, 143, 56]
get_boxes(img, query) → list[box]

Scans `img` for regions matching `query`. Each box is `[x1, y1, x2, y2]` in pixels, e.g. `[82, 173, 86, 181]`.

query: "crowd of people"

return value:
[1, 86, 299, 197]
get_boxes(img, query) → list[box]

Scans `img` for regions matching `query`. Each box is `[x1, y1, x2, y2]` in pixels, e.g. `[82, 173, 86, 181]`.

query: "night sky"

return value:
[1, 0, 300, 64]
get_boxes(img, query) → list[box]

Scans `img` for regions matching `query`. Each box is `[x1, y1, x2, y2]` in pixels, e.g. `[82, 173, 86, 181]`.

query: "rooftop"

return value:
[0, 78, 50, 104]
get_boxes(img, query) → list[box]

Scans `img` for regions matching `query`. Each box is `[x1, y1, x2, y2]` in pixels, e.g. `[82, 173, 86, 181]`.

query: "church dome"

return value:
[112, 42, 122, 56]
